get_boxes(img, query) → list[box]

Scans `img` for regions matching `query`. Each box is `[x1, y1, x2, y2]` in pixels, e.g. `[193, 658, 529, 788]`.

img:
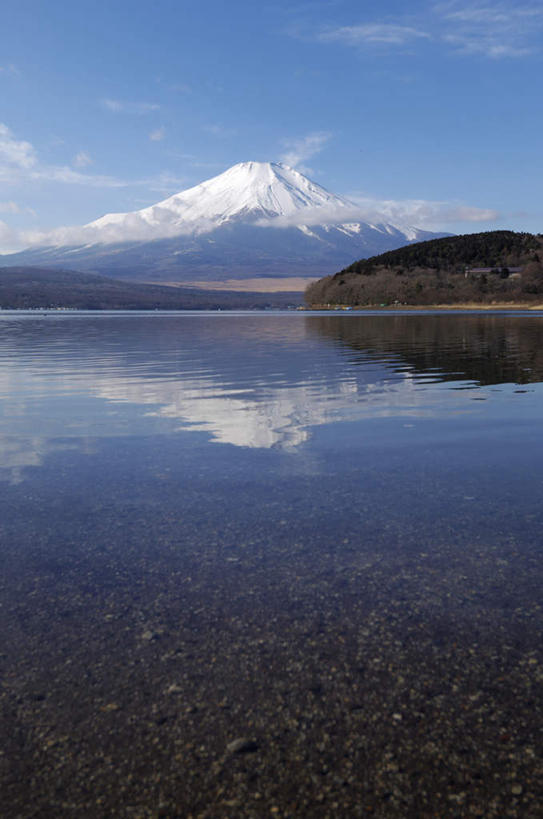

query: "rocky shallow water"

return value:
[1, 312, 542, 817]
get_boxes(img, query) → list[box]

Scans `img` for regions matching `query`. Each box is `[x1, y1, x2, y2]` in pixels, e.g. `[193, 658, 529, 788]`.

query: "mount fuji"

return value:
[1, 162, 446, 284]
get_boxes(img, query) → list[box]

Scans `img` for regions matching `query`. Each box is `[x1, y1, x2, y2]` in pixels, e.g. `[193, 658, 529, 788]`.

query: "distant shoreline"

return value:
[305, 302, 543, 311]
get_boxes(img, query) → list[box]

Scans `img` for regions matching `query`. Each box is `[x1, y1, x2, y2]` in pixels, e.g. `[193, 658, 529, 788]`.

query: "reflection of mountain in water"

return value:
[1, 313, 543, 478]
[309, 314, 543, 387]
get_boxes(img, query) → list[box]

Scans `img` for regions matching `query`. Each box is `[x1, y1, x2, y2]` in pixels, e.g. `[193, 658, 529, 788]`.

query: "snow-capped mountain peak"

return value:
[1, 161, 448, 282]
[91, 161, 352, 234]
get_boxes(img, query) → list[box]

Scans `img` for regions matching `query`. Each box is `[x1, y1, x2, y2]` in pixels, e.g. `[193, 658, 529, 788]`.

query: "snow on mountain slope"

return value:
[90, 161, 354, 236]
[0, 162, 447, 282]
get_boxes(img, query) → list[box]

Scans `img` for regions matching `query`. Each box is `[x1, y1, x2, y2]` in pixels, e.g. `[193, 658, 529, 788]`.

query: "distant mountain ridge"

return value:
[0, 162, 446, 283]
[0, 266, 298, 310]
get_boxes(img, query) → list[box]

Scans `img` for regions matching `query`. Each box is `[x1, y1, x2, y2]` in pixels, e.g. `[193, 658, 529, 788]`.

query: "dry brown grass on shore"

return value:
[154, 277, 318, 293]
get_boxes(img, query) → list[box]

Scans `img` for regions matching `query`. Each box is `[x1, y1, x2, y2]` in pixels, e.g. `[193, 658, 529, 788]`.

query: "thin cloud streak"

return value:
[0, 63, 20, 76]
[439, 3, 543, 24]
[279, 132, 332, 171]
[314, 2, 543, 58]
[0, 122, 123, 187]
[73, 151, 92, 168]
[319, 24, 430, 45]
[436, 2, 543, 57]
[202, 124, 236, 138]
[0, 201, 22, 214]
[442, 35, 529, 57]
[149, 127, 166, 142]
[101, 98, 160, 114]
[0, 122, 186, 194]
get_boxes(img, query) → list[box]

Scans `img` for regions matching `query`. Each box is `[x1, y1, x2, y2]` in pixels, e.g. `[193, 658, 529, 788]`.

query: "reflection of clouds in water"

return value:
[0, 436, 84, 484]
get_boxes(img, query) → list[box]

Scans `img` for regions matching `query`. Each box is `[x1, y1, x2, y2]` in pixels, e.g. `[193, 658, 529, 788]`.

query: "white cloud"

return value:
[256, 192, 499, 231]
[0, 123, 37, 169]
[0, 219, 22, 251]
[73, 150, 92, 168]
[279, 132, 332, 170]
[346, 194, 500, 228]
[14, 213, 205, 251]
[0, 122, 165, 191]
[149, 127, 165, 142]
[0, 123, 117, 186]
[320, 23, 430, 46]
[101, 98, 160, 114]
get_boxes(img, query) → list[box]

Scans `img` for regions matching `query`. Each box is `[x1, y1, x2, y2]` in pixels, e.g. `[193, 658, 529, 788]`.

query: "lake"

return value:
[1, 311, 542, 817]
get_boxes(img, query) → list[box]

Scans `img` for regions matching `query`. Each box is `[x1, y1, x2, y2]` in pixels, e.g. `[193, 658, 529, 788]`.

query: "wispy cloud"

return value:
[0, 123, 37, 169]
[138, 171, 186, 193]
[436, 1, 543, 57]
[442, 35, 529, 57]
[347, 193, 500, 228]
[0, 123, 127, 189]
[7, 210, 210, 251]
[0, 63, 20, 76]
[202, 124, 236, 138]
[257, 191, 499, 231]
[0, 220, 17, 248]
[73, 150, 92, 168]
[149, 127, 166, 142]
[313, 2, 542, 58]
[0, 200, 23, 214]
[279, 131, 332, 173]
[0, 123, 189, 202]
[30, 166, 126, 187]
[440, 5, 543, 24]
[101, 98, 160, 114]
[320, 24, 430, 46]
[169, 82, 191, 93]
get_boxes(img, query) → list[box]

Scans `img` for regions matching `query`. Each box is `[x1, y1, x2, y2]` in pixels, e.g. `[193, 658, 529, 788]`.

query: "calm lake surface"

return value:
[1, 311, 542, 817]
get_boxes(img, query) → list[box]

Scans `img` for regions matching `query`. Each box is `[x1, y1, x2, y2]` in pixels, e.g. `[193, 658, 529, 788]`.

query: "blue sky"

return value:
[1, 0, 542, 251]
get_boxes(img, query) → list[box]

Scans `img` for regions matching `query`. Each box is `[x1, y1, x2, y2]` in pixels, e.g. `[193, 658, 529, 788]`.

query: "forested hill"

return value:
[305, 231, 543, 306]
